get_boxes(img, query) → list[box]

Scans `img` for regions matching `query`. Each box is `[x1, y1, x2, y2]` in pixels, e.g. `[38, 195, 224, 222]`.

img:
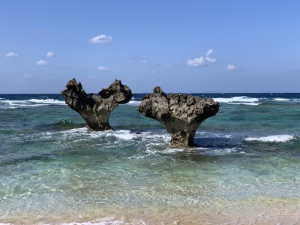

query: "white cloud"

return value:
[45, 51, 54, 57]
[5, 52, 18, 57]
[90, 34, 112, 44]
[187, 56, 206, 66]
[187, 49, 216, 67]
[140, 59, 149, 64]
[36, 60, 48, 66]
[97, 66, 109, 71]
[205, 49, 216, 63]
[226, 64, 237, 71]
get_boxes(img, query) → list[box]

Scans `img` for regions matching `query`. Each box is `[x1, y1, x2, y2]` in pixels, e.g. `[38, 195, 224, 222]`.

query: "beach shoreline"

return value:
[2, 197, 300, 224]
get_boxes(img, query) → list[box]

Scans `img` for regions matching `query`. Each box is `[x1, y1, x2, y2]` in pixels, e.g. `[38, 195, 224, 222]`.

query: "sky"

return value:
[1, 0, 300, 93]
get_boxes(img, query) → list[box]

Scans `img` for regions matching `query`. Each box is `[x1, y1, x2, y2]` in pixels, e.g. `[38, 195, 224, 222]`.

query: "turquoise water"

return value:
[0, 94, 300, 224]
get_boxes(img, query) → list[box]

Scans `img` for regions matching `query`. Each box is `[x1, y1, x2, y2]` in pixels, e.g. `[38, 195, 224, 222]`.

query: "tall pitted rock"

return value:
[138, 86, 219, 147]
[61, 78, 132, 131]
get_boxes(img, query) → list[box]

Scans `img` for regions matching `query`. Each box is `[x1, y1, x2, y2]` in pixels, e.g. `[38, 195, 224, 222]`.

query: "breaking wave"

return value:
[273, 98, 300, 103]
[245, 135, 295, 143]
[0, 98, 65, 109]
[213, 96, 300, 105]
[125, 100, 141, 106]
[28, 98, 66, 105]
[214, 96, 260, 105]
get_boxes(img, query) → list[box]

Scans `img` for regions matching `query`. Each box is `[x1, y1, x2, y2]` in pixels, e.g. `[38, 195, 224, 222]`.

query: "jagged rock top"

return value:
[63, 78, 132, 103]
[98, 80, 132, 103]
[138, 86, 219, 125]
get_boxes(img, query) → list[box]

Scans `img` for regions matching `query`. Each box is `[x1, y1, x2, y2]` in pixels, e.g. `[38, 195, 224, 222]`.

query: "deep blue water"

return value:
[0, 93, 300, 224]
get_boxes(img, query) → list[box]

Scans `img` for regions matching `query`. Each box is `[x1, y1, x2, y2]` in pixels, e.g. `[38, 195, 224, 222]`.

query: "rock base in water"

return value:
[138, 86, 219, 147]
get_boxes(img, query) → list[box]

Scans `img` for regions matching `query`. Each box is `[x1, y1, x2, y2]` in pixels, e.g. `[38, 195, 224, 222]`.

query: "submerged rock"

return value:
[138, 86, 219, 147]
[61, 78, 132, 131]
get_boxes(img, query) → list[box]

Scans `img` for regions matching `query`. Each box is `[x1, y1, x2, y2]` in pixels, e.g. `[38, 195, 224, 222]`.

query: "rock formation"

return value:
[61, 78, 132, 131]
[138, 86, 219, 147]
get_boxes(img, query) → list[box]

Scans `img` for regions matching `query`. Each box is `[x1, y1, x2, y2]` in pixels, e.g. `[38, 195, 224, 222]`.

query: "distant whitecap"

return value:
[245, 135, 294, 142]
[214, 96, 260, 105]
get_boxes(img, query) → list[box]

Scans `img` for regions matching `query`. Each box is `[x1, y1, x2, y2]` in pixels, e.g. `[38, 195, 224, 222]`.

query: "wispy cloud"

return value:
[36, 60, 48, 66]
[140, 59, 149, 64]
[22, 74, 34, 78]
[187, 49, 216, 67]
[5, 52, 18, 57]
[131, 56, 150, 64]
[90, 34, 112, 44]
[45, 51, 54, 58]
[97, 66, 110, 71]
[226, 64, 237, 71]
[205, 49, 216, 63]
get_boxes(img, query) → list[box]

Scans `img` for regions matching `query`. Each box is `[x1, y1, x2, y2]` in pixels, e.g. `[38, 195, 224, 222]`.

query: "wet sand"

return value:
[2, 197, 300, 224]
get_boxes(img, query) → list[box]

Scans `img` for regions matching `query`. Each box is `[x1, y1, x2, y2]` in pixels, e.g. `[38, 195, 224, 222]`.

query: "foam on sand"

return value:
[62, 217, 132, 225]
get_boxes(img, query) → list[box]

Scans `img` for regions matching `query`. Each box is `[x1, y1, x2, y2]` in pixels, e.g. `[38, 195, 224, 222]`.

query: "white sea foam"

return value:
[1, 100, 43, 108]
[272, 98, 300, 103]
[0, 98, 65, 108]
[141, 132, 170, 140]
[214, 96, 260, 105]
[229, 102, 260, 106]
[61, 128, 139, 142]
[209, 147, 239, 154]
[2, 100, 27, 105]
[292, 98, 300, 103]
[245, 135, 294, 143]
[64, 127, 87, 134]
[62, 217, 132, 225]
[273, 98, 289, 102]
[161, 148, 184, 154]
[107, 130, 135, 140]
[125, 100, 141, 106]
[28, 98, 66, 105]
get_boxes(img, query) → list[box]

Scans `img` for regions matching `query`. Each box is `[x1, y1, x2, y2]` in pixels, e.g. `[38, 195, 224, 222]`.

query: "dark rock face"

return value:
[138, 86, 219, 147]
[61, 78, 132, 131]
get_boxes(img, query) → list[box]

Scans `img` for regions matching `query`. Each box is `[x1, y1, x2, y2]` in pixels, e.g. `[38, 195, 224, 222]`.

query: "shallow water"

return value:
[0, 93, 300, 224]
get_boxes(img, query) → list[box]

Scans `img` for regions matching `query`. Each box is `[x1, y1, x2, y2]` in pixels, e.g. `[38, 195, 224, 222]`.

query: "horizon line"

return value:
[0, 92, 300, 95]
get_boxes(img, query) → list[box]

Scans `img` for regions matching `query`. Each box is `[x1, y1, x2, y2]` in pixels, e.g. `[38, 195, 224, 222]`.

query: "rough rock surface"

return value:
[61, 78, 132, 131]
[138, 86, 219, 147]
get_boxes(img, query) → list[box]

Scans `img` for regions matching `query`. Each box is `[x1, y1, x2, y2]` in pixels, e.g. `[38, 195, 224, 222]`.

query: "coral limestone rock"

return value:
[138, 86, 219, 147]
[61, 78, 132, 131]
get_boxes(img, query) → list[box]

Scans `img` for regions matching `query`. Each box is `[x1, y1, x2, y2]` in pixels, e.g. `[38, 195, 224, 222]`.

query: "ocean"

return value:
[0, 93, 300, 225]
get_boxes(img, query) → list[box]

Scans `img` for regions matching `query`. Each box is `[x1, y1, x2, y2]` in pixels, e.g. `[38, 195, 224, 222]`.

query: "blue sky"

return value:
[1, 0, 300, 93]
